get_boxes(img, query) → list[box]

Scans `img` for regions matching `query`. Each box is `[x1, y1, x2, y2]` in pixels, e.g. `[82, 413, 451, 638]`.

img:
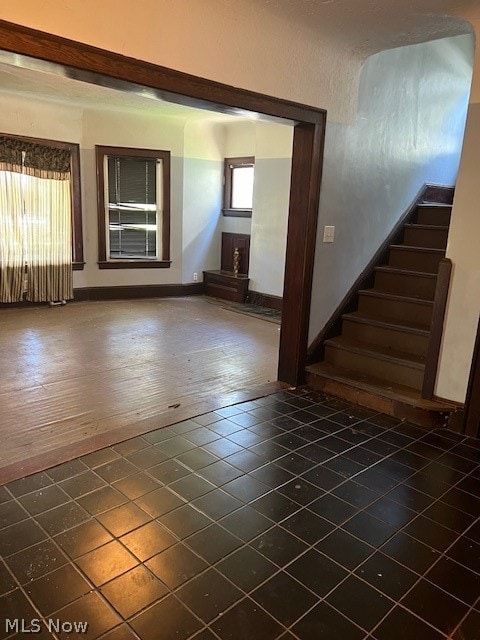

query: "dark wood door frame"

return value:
[0, 19, 326, 386]
[464, 315, 480, 438]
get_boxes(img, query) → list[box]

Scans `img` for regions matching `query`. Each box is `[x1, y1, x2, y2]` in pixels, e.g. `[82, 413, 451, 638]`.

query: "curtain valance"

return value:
[0, 136, 71, 178]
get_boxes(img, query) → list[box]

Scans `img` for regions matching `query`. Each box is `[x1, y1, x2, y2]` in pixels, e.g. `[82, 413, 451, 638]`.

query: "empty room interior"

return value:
[0, 57, 292, 477]
[0, 2, 480, 640]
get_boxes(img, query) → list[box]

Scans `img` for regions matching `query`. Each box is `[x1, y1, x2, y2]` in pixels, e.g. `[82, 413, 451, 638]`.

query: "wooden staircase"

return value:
[306, 199, 459, 428]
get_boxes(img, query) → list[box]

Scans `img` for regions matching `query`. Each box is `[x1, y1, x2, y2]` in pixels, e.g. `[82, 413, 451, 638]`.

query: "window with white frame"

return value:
[96, 146, 171, 269]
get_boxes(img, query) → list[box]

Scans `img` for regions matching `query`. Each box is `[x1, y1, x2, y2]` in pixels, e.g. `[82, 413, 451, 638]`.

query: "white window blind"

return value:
[106, 155, 161, 260]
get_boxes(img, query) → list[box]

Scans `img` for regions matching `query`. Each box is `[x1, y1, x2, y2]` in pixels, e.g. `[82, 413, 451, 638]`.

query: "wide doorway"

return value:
[0, 21, 325, 478]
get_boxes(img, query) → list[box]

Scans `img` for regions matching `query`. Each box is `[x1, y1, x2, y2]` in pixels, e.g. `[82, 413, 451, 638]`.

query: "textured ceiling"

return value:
[249, 0, 478, 57]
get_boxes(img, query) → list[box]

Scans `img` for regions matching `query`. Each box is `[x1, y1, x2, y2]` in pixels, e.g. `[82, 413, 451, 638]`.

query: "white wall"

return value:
[437, 20, 480, 402]
[182, 120, 224, 282]
[309, 35, 474, 344]
[249, 123, 293, 297]
[220, 120, 293, 296]
[0, 93, 83, 143]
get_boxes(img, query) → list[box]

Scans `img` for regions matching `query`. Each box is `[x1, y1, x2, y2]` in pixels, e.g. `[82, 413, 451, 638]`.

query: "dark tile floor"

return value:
[1, 389, 480, 640]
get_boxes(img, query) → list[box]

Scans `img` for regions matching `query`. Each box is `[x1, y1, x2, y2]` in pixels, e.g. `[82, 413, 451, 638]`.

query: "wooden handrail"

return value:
[422, 257, 452, 399]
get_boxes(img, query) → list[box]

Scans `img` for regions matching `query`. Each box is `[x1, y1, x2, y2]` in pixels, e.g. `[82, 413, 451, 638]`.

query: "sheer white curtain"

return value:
[0, 137, 74, 303]
[23, 170, 73, 302]
[0, 169, 24, 302]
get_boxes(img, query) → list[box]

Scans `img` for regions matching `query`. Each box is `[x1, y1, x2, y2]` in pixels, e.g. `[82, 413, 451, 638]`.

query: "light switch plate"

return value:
[323, 225, 335, 243]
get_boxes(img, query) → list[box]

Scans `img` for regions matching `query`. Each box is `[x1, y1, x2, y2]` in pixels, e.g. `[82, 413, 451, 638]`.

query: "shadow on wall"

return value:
[182, 157, 223, 282]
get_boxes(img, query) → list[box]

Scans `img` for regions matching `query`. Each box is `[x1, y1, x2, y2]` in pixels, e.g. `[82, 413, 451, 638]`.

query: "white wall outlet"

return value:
[323, 225, 335, 243]
[193, 272, 198, 281]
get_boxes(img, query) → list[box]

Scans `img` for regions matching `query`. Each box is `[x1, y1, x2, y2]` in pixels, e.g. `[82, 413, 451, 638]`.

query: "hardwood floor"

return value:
[0, 296, 280, 481]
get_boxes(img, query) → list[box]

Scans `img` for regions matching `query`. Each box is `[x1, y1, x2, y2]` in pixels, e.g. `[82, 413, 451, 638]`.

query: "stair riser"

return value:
[358, 294, 433, 327]
[374, 271, 437, 300]
[306, 371, 453, 430]
[342, 320, 429, 357]
[403, 227, 448, 249]
[324, 344, 424, 390]
[388, 248, 443, 273]
[416, 208, 451, 226]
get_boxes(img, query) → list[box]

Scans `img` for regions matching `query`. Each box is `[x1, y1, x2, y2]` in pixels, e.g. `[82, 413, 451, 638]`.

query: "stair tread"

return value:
[342, 311, 430, 335]
[375, 265, 437, 278]
[325, 335, 425, 368]
[404, 223, 449, 230]
[418, 203, 452, 209]
[389, 244, 445, 254]
[358, 289, 434, 305]
[306, 362, 456, 410]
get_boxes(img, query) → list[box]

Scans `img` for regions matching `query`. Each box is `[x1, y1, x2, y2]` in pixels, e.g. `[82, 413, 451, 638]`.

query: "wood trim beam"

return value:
[0, 20, 325, 125]
[279, 121, 325, 385]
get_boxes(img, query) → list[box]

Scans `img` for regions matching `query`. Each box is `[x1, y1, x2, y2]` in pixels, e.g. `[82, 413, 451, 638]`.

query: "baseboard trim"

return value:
[0, 283, 205, 308]
[307, 183, 454, 364]
[73, 283, 205, 301]
[247, 290, 283, 311]
[0, 300, 45, 309]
